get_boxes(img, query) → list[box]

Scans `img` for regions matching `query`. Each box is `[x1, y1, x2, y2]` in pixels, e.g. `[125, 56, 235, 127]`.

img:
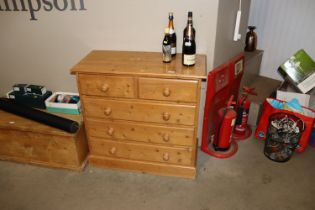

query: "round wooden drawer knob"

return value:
[110, 147, 117, 155]
[104, 107, 112, 116]
[163, 88, 171, 97]
[162, 112, 171, 121]
[107, 127, 115, 136]
[101, 84, 110, 92]
[163, 133, 170, 142]
[163, 153, 170, 161]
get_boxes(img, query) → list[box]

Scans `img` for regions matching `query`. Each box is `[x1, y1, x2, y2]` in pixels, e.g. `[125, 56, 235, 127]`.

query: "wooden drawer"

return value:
[78, 74, 136, 98]
[85, 119, 195, 146]
[138, 78, 198, 103]
[82, 97, 196, 126]
[89, 138, 194, 166]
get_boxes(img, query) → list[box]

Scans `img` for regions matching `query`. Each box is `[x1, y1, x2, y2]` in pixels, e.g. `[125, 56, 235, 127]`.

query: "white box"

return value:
[45, 92, 81, 115]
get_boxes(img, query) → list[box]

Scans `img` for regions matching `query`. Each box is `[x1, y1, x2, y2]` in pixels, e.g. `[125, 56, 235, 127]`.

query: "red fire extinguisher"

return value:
[205, 96, 239, 158]
[213, 97, 237, 151]
[233, 87, 257, 140]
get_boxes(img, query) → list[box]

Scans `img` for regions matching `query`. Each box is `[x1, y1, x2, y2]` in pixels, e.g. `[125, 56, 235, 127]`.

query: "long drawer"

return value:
[138, 78, 198, 103]
[88, 138, 194, 166]
[78, 74, 136, 98]
[82, 96, 196, 126]
[85, 118, 195, 146]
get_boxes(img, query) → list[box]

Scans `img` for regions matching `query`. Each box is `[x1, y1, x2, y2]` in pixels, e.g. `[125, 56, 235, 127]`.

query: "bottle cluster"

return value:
[162, 11, 196, 66]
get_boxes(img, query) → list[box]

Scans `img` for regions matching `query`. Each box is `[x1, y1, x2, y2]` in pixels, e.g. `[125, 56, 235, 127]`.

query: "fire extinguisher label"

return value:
[231, 118, 236, 126]
[234, 60, 243, 76]
[258, 132, 265, 139]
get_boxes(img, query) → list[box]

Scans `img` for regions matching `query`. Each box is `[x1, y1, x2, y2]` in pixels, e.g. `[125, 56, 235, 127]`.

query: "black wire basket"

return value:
[264, 113, 304, 162]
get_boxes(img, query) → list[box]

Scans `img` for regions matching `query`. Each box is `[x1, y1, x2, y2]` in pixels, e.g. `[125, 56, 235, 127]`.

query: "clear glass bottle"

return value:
[162, 28, 172, 63]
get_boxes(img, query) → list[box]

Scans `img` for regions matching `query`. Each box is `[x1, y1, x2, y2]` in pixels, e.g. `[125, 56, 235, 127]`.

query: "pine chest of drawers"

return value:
[71, 50, 206, 179]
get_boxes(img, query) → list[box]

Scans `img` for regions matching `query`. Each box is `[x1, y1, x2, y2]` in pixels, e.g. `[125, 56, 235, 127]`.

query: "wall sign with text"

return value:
[0, 0, 87, 21]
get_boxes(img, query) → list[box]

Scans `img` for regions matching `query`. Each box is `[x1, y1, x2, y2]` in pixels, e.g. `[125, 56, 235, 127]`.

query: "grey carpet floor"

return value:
[1, 136, 315, 210]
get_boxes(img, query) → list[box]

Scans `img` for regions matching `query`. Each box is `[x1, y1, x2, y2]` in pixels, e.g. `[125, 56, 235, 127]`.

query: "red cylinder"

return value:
[234, 100, 250, 135]
[213, 107, 236, 150]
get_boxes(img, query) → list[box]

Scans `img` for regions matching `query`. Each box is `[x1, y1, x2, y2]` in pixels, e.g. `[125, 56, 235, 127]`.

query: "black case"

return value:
[8, 91, 52, 109]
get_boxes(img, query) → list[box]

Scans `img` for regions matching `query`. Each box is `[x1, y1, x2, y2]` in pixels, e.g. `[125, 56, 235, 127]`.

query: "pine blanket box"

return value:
[0, 110, 88, 170]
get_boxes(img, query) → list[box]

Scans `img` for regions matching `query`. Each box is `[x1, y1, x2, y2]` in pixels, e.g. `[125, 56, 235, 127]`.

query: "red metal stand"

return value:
[202, 140, 238, 159]
[201, 53, 244, 158]
[232, 125, 252, 140]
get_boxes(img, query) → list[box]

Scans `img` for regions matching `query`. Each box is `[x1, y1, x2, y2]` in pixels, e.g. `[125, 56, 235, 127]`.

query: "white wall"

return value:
[0, 0, 219, 95]
[249, 0, 315, 80]
[0, 0, 253, 145]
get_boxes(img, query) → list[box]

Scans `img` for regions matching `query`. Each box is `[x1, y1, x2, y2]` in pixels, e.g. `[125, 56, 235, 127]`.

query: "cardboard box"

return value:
[277, 80, 315, 109]
[45, 92, 81, 115]
[278, 49, 315, 94]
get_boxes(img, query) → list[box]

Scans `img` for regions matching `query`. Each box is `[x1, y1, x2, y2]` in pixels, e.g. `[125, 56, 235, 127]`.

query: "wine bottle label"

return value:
[169, 29, 175, 34]
[162, 45, 172, 62]
[184, 42, 191, 47]
[171, 47, 176, 54]
[163, 45, 171, 52]
[183, 54, 196, 65]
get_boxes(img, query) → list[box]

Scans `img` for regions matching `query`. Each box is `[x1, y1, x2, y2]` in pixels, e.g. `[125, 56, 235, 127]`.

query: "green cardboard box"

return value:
[278, 49, 315, 93]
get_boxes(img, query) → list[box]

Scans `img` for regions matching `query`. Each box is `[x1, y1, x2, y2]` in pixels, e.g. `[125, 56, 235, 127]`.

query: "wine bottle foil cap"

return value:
[188, 11, 193, 17]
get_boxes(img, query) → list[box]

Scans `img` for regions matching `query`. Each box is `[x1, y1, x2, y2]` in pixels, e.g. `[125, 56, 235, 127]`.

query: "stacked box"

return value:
[26, 85, 47, 95]
[7, 84, 51, 109]
[7, 90, 52, 109]
[13, 84, 28, 94]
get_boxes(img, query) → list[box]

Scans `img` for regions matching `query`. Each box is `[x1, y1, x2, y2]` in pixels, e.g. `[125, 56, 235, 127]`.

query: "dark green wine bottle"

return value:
[168, 12, 177, 56]
[182, 11, 196, 66]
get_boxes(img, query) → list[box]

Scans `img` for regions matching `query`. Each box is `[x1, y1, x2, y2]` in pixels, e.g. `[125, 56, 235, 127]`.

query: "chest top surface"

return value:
[0, 110, 82, 137]
[71, 50, 207, 80]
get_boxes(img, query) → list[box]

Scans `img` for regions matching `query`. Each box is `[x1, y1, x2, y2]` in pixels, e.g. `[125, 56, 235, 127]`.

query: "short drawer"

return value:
[89, 138, 194, 166]
[82, 96, 196, 126]
[85, 119, 195, 146]
[78, 74, 136, 98]
[138, 78, 198, 103]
